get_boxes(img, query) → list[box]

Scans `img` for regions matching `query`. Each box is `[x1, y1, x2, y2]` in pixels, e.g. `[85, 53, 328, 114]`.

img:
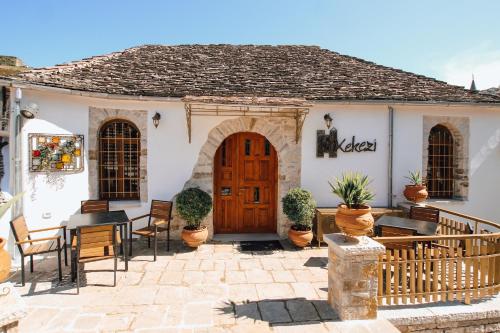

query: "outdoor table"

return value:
[374, 215, 439, 236]
[67, 210, 130, 279]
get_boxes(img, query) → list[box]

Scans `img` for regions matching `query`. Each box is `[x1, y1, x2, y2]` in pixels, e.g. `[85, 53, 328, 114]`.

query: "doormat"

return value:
[239, 240, 284, 252]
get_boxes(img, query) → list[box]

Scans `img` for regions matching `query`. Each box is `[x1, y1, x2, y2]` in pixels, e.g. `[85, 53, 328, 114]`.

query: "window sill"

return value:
[426, 198, 468, 204]
[109, 200, 144, 209]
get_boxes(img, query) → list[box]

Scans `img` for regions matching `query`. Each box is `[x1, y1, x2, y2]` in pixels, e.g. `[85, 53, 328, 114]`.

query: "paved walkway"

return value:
[8, 240, 397, 332]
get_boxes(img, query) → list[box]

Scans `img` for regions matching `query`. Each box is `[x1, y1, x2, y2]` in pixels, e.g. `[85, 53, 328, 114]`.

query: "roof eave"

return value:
[1, 78, 499, 107]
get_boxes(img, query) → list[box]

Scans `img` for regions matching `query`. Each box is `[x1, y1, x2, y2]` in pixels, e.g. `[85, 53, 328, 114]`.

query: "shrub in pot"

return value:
[176, 188, 212, 248]
[403, 170, 428, 203]
[329, 172, 375, 238]
[282, 188, 316, 247]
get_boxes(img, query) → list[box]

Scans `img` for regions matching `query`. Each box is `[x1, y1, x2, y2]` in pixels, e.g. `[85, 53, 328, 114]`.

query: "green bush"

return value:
[282, 188, 316, 231]
[176, 188, 212, 230]
[329, 172, 374, 209]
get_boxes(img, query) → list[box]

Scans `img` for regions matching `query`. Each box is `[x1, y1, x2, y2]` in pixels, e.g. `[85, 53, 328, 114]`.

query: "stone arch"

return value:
[171, 116, 301, 239]
[423, 116, 469, 200]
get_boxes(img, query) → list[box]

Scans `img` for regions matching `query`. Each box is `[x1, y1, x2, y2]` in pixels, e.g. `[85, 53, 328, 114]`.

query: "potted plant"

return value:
[282, 188, 317, 248]
[329, 172, 375, 238]
[0, 193, 23, 282]
[176, 188, 212, 248]
[403, 170, 428, 203]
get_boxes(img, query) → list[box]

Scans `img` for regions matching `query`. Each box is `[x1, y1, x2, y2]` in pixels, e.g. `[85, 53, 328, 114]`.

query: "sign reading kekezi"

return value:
[316, 128, 376, 158]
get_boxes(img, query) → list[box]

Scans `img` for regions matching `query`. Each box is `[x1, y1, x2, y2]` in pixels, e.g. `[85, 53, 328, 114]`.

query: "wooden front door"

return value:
[214, 132, 277, 233]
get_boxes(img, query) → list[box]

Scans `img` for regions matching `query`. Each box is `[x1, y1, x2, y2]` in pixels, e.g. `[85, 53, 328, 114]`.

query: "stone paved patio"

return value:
[7, 239, 399, 332]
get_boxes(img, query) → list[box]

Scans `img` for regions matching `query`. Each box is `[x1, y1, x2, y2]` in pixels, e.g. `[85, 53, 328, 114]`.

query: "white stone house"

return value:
[0, 45, 499, 249]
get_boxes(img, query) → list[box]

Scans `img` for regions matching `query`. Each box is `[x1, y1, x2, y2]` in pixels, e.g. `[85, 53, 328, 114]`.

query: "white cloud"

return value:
[439, 44, 500, 90]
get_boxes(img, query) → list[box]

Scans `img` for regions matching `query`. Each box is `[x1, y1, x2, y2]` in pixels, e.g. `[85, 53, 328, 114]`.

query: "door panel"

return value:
[214, 132, 277, 233]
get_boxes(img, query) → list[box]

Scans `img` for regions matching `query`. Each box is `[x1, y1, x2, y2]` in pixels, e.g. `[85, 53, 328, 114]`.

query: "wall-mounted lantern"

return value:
[20, 102, 39, 119]
[324, 113, 333, 129]
[152, 112, 161, 128]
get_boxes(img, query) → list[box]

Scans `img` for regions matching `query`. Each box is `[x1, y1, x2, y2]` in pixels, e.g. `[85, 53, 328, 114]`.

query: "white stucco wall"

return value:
[2, 87, 499, 247]
[301, 103, 389, 208]
[14, 89, 239, 242]
[392, 104, 500, 221]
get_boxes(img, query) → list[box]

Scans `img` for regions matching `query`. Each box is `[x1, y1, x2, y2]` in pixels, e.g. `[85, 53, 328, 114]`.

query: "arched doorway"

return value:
[213, 132, 278, 233]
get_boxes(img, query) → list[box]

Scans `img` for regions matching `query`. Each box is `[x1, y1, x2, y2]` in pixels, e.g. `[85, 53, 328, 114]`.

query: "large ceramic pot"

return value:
[403, 185, 428, 203]
[288, 227, 313, 248]
[335, 204, 374, 237]
[182, 226, 208, 248]
[0, 237, 11, 282]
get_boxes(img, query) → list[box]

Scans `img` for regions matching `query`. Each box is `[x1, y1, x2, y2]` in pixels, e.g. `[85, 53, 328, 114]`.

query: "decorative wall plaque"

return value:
[29, 134, 84, 172]
[317, 128, 376, 158]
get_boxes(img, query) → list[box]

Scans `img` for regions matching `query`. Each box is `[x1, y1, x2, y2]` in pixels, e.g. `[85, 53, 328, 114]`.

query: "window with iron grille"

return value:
[427, 124, 454, 199]
[98, 120, 140, 200]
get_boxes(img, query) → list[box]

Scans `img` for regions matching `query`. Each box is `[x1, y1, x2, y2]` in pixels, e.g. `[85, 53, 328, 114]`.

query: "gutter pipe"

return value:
[388, 106, 394, 208]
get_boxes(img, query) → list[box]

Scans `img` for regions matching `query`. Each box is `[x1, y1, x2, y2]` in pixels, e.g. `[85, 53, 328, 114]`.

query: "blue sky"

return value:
[2, 0, 499, 89]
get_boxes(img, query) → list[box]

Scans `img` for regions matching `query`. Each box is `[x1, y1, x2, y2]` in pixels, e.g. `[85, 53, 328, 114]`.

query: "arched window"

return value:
[427, 124, 454, 198]
[99, 120, 141, 200]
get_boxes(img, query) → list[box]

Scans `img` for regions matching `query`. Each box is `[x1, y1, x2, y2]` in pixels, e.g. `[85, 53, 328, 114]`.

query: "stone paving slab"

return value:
[5, 239, 403, 332]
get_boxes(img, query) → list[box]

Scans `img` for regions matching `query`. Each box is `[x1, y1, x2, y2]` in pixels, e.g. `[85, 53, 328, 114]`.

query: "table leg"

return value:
[124, 223, 128, 271]
[129, 222, 133, 257]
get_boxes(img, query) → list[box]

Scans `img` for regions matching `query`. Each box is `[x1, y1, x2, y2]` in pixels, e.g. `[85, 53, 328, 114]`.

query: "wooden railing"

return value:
[374, 207, 500, 306]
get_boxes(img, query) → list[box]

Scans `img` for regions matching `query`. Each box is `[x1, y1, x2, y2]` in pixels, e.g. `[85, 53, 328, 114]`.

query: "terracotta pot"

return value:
[335, 204, 374, 237]
[404, 185, 428, 203]
[288, 227, 313, 248]
[182, 226, 208, 248]
[0, 237, 11, 283]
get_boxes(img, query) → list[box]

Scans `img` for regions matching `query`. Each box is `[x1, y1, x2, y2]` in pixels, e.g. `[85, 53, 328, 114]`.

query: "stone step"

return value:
[322, 318, 400, 332]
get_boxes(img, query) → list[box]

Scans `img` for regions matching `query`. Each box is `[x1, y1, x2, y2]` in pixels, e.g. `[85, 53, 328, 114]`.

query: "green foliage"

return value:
[0, 193, 23, 219]
[329, 172, 374, 209]
[405, 170, 424, 185]
[282, 188, 316, 230]
[176, 188, 212, 230]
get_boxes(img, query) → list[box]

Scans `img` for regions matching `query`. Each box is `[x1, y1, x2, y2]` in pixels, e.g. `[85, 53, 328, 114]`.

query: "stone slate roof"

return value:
[10, 44, 500, 103]
[482, 87, 500, 97]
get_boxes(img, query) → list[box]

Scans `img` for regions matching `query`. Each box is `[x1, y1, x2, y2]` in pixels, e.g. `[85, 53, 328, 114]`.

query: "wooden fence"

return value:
[374, 206, 500, 306]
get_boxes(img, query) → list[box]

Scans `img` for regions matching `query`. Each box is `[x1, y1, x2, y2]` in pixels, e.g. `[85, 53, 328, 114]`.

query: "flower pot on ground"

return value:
[181, 226, 208, 247]
[282, 188, 316, 248]
[0, 237, 10, 282]
[403, 170, 428, 203]
[176, 188, 212, 248]
[329, 172, 375, 238]
[0, 192, 23, 283]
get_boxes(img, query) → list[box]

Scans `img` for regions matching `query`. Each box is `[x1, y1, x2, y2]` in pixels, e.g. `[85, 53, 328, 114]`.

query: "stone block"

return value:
[258, 301, 292, 323]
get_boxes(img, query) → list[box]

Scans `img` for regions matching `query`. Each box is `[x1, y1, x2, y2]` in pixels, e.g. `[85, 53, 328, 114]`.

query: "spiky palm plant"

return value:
[329, 172, 374, 209]
[405, 170, 424, 186]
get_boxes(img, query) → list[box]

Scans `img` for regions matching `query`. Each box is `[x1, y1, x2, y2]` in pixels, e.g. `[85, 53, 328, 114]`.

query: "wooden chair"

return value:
[75, 225, 118, 294]
[379, 225, 418, 251]
[410, 206, 440, 223]
[10, 215, 67, 286]
[80, 199, 123, 253]
[81, 200, 109, 214]
[129, 200, 173, 261]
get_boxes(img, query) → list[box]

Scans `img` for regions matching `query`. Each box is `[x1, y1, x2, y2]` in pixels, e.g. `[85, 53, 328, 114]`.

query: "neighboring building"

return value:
[0, 44, 499, 242]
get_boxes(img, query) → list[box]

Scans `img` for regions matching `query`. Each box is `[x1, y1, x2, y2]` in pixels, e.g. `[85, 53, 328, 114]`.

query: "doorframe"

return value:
[174, 117, 301, 240]
[213, 131, 278, 234]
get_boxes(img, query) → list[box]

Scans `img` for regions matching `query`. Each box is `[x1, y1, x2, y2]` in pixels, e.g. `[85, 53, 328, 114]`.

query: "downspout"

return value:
[10, 87, 22, 216]
[388, 106, 394, 208]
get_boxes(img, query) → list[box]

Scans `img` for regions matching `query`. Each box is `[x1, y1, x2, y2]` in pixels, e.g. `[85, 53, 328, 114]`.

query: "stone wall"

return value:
[88, 107, 148, 202]
[324, 234, 385, 320]
[422, 116, 469, 200]
[169, 116, 301, 240]
[388, 312, 500, 333]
